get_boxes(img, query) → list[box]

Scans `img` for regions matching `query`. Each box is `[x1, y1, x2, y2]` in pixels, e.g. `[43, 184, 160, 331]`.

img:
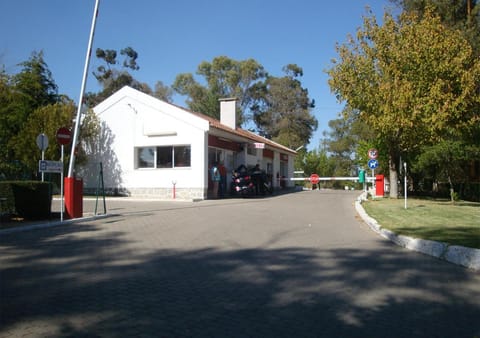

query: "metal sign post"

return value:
[367, 159, 379, 196]
[36, 133, 48, 182]
[41, 151, 45, 182]
[56, 127, 71, 222]
[367, 149, 379, 196]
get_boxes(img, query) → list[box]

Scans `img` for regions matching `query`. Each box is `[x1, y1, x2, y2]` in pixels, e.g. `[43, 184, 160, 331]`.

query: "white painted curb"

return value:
[355, 193, 480, 271]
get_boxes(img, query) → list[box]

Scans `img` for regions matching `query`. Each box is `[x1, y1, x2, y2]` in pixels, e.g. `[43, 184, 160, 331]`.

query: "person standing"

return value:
[218, 161, 227, 198]
[210, 162, 221, 199]
[252, 164, 263, 195]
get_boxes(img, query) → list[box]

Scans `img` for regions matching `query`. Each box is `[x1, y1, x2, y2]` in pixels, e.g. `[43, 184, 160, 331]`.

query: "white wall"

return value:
[83, 87, 209, 198]
[123, 99, 207, 191]
[287, 154, 295, 187]
[82, 86, 297, 198]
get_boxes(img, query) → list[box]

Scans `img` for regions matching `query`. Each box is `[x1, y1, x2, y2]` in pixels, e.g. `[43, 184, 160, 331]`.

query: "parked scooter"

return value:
[231, 165, 273, 197]
[231, 165, 255, 197]
[250, 165, 273, 196]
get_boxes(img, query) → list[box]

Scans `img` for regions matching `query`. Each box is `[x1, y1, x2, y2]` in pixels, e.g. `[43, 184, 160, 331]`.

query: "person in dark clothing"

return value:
[218, 161, 227, 198]
[251, 164, 264, 195]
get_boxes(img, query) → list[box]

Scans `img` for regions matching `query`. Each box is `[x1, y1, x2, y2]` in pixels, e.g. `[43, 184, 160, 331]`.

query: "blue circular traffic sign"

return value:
[36, 133, 48, 151]
[368, 159, 379, 169]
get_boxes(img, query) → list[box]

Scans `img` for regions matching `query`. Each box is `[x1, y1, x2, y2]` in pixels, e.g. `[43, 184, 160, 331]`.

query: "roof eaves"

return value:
[150, 96, 296, 155]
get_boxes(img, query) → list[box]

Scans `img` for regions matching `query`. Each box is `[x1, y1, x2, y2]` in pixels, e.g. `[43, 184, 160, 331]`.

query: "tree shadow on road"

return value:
[1, 223, 479, 338]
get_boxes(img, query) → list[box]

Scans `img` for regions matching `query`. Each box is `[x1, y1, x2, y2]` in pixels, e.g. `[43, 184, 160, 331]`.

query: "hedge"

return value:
[0, 181, 52, 219]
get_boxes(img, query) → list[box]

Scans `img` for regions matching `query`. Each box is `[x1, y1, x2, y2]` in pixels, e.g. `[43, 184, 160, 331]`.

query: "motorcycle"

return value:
[251, 170, 273, 195]
[231, 166, 255, 197]
[231, 165, 273, 197]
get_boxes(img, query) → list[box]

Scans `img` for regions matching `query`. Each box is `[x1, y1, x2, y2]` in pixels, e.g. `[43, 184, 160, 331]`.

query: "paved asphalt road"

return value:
[1, 190, 479, 337]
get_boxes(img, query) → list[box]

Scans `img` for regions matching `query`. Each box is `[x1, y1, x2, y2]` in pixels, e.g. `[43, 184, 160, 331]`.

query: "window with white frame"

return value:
[136, 145, 191, 169]
[137, 147, 155, 168]
[173, 145, 191, 167]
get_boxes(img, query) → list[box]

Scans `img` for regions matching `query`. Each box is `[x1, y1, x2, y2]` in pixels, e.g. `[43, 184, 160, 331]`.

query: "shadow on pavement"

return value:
[1, 222, 479, 338]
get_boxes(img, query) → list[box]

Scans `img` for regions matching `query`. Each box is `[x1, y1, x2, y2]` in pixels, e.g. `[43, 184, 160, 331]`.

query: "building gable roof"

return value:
[96, 86, 296, 155]
[94, 86, 209, 132]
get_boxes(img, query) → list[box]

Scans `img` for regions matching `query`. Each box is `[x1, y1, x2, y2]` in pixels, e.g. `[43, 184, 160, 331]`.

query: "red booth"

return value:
[64, 177, 83, 219]
[375, 174, 385, 197]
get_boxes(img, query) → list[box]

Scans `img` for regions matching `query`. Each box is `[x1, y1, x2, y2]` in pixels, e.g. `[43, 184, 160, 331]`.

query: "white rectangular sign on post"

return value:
[38, 160, 63, 173]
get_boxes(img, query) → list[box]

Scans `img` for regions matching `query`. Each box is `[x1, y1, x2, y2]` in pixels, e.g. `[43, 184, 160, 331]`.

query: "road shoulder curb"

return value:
[0, 214, 112, 235]
[355, 194, 480, 271]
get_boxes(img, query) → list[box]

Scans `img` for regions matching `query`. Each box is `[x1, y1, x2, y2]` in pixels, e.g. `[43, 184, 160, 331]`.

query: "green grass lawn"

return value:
[362, 197, 480, 249]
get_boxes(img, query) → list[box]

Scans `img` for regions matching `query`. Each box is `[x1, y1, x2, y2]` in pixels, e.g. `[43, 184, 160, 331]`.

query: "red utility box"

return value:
[64, 177, 83, 219]
[375, 174, 385, 197]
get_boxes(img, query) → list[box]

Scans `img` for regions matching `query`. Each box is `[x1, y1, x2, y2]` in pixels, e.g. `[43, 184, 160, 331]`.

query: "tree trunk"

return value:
[447, 173, 455, 203]
[388, 153, 399, 199]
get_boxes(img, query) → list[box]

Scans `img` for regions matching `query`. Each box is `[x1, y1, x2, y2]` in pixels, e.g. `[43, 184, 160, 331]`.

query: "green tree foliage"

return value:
[11, 103, 76, 178]
[323, 112, 376, 177]
[86, 47, 153, 107]
[323, 104, 391, 179]
[1, 51, 102, 180]
[327, 9, 480, 197]
[153, 80, 173, 103]
[355, 139, 390, 173]
[12, 51, 59, 110]
[252, 64, 318, 150]
[93, 47, 139, 84]
[0, 52, 61, 179]
[391, 0, 480, 53]
[76, 108, 102, 167]
[414, 140, 478, 202]
[391, 2, 480, 197]
[303, 148, 335, 177]
[172, 56, 267, 125]
[0, 70, 24, 178]
[119, 47, 140, 71]
[2, 51, 59, 144]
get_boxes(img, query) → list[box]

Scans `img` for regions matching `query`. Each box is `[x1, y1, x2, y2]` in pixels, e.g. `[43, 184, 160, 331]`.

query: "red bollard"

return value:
[64, 177, 83, 219]
[375, 175, 385, 197]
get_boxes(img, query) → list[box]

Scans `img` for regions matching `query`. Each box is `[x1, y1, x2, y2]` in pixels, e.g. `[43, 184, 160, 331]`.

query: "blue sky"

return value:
[0, 0, 394, 150]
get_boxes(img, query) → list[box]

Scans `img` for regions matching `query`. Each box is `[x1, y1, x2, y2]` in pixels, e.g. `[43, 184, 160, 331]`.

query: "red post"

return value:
[64, 177, 83, 219]
[375, 175, 385, 197]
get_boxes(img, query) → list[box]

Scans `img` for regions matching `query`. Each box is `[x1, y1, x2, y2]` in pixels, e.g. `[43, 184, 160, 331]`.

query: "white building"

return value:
[79, 86, 297, 200]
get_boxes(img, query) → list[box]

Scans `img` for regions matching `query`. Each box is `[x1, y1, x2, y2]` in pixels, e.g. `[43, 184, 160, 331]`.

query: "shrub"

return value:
[0, 182, 15, 214]
[0, 181, 52, 219]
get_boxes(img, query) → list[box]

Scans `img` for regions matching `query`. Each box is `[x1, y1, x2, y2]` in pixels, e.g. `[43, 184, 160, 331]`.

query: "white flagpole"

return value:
[67, 0, 100, 177]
